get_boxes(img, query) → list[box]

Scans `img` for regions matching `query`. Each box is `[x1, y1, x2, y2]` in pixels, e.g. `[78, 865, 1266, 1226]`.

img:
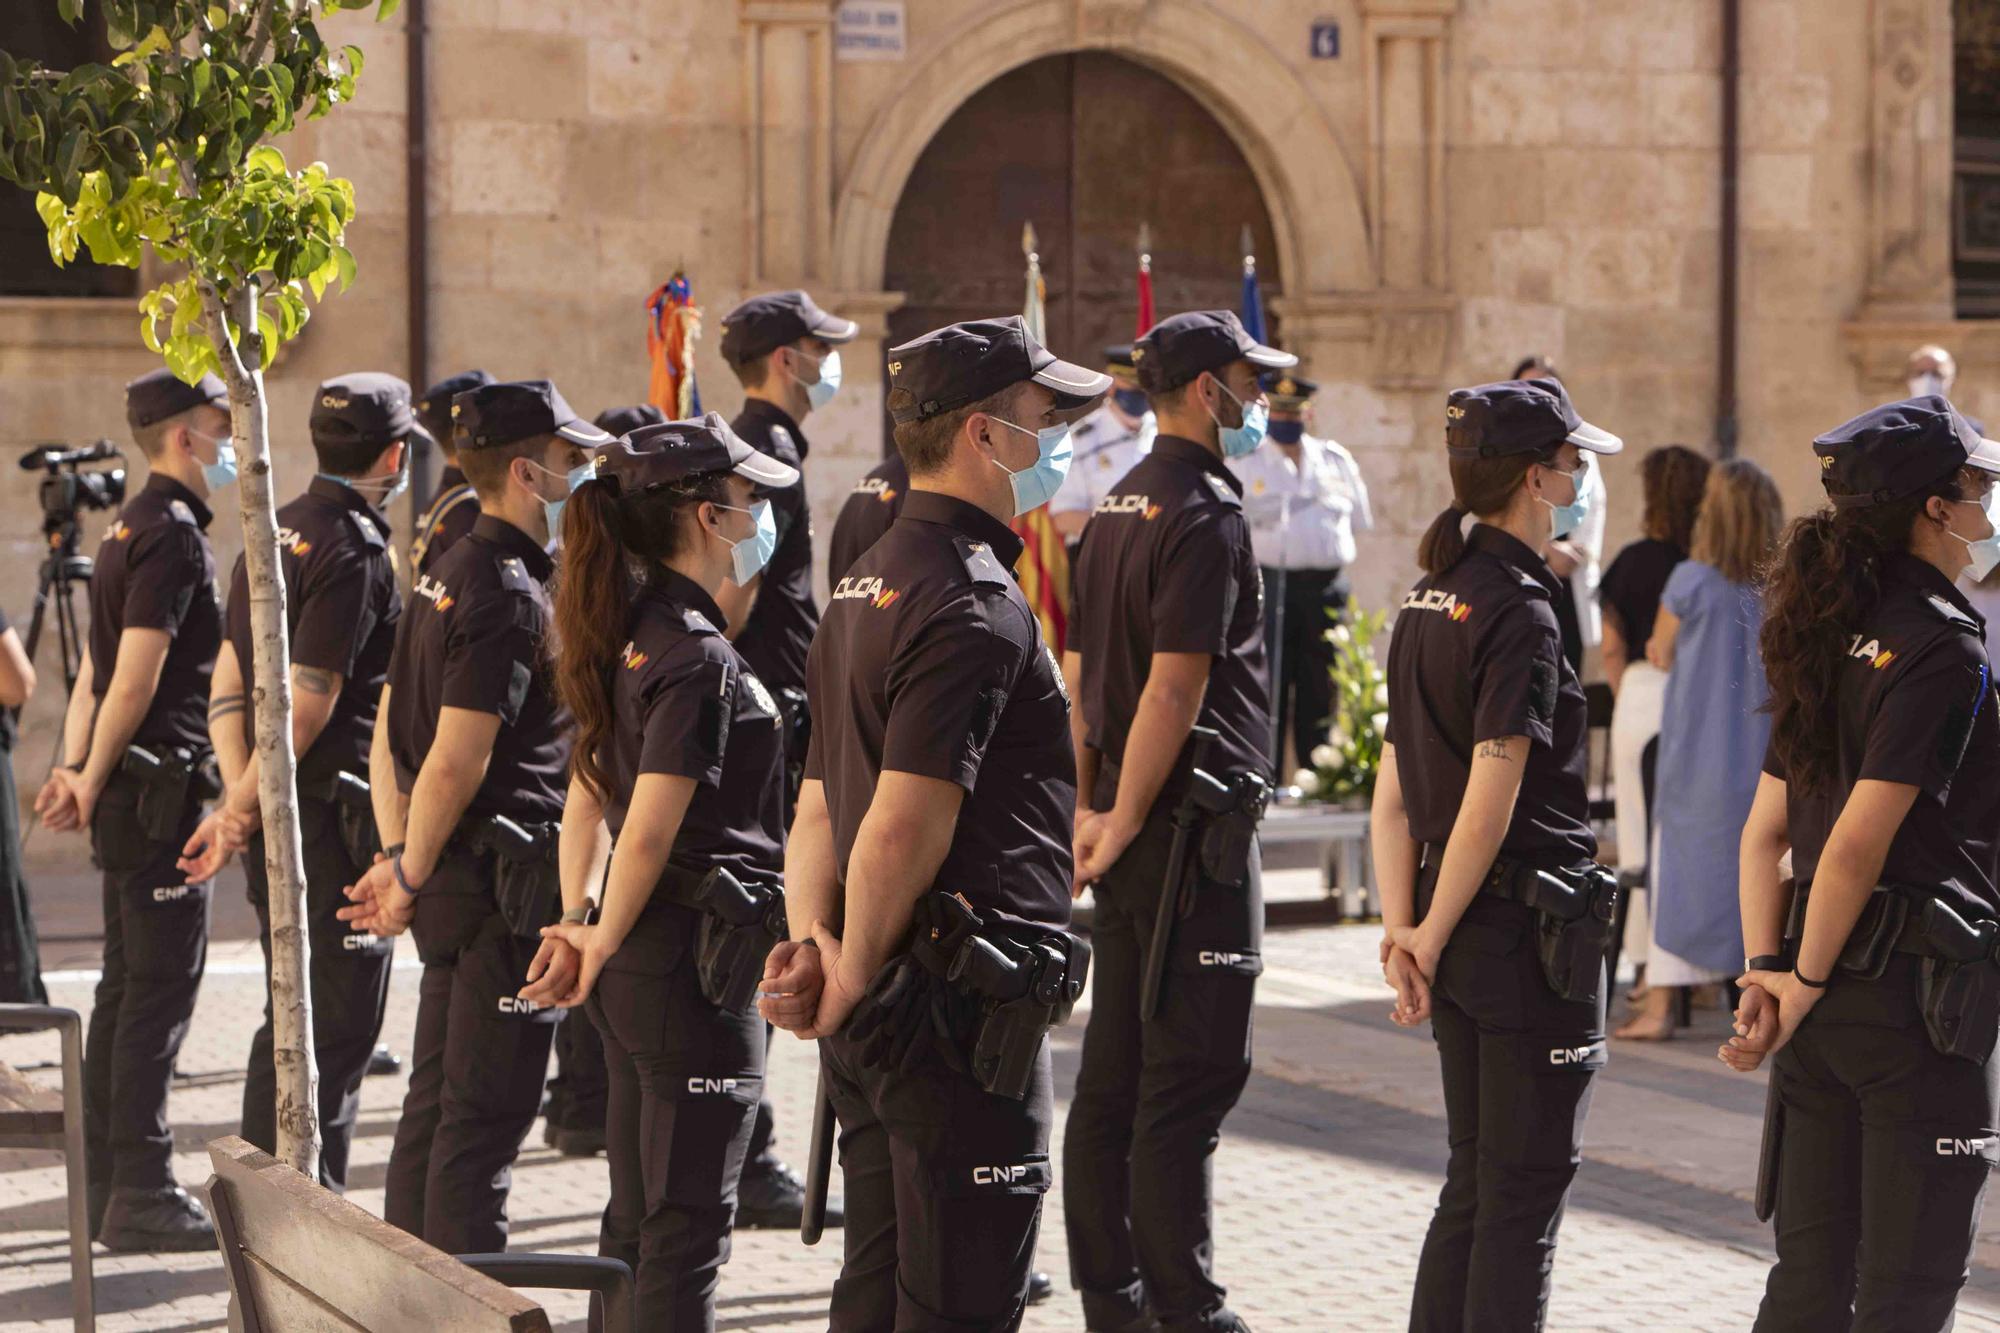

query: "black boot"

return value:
[97, 1184, 215, 1253]
[1027, 1270, 1055, 1304]
[736, 1156, 841, 1229]
[365, 1045, 401, 1078]
[87, 1182, 110, 1240]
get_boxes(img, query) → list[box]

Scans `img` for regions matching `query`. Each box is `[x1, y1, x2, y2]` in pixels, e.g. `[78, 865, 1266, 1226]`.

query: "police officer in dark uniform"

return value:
[828, 452, 909, 581]
[518, 415, 797, 1326]
[1373, 378, 1623, 1331]
[339, 378, 610, 1254]
[35, 368, 234, 1250]
[176, 373, 414, 1192]
[720, 288, 859, 1224]
[760, 314, 1107, 1330]
[1722, 397, 2000, 1331]
[412, 368, 495, 575]
[1063, 310, 1290, 1333]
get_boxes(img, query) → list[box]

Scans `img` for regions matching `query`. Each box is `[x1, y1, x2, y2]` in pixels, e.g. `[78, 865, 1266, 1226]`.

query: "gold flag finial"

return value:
[1022, 220, 1038, 259]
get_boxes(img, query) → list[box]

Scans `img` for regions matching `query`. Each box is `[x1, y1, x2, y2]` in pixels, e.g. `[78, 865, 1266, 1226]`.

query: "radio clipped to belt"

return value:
[121, 744, 223, 841]
[688, 865, 787, 1011]
[468, 814, 561, 938]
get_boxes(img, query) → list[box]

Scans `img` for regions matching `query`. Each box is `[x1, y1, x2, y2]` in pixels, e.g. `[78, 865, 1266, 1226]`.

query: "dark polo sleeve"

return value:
[441, 588, 542, 724]
[292, 544, 380, 677]
[1151, 505, 1241, 656]
[881, 592, 1027, 791]
[637, 641, 734, 788]
[122, 523, 206, 636]
[1861, 632, 1991, 800]
[1471, 595, 1563, 748]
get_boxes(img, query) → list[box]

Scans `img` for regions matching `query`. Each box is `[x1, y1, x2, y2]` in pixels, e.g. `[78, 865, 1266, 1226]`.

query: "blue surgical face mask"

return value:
[192, 429, 238, 491]
[714, 498, 777, 582]
[1206, 377, 1268, 458]
[790, 348, 842, 410]
[1267, 418, 1305, 446]
[1112, 387, 1149, 418]
[531, 460, 595, 543]
[318, 445, 411, 510]
[1538, 456, 1593, 541]
[1948, 484, 2000, 582]
[990, 417, 1075, 516]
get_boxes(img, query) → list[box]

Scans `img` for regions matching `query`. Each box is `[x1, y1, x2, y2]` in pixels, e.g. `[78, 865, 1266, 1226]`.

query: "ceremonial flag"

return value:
[1012, 221, 1070, 653]
[1239, 224, 1266, 343]
[646, 271, 703, 418]
[1136, 222, 1155, 336]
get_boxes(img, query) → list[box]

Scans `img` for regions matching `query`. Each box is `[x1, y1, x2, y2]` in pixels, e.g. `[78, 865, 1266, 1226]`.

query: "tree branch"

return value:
[245, 0, 282, 69]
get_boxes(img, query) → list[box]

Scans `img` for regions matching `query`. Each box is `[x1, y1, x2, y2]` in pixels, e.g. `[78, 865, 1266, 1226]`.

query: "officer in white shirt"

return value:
[1229, 372, 1372, 773]
[1049, 343, 1155, 550]
[1515, 356, 1604, 670]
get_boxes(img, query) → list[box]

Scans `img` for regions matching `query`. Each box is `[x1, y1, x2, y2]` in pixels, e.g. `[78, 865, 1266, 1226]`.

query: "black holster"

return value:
[1524, 864, 1619, 1006]
[778, 686, 811, 809]
[120, 743, 220, 842]
[327, 771, 378, 868]
[468, 814, 561, 938]
[953, 927, 1091, 1100]
[685, 866, 787, 1012]
[1915, 896, 2000, 1065]
[1197, 770, 1272, 889]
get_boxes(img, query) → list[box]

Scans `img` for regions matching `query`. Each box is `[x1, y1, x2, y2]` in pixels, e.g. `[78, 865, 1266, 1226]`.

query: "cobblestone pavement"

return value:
[6, 870, 2000, 1331]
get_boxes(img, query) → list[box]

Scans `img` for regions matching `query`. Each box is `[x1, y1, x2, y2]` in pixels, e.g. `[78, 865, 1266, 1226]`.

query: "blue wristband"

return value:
[393, 852, 417, 896]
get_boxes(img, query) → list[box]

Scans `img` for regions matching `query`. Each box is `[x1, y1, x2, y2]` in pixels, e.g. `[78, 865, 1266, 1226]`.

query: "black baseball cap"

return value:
[597, 413, 799, 493]
[887, 316, 1111, 424]
[593, 403, 667, 438]
[311, 372, 433, 452]
[1814, 395, 2000, 510]
[452, 379, 614, 450]
[126, 368, 229, 430]
[1132, 310, 1295, 395]
[719, 290, 859, 364]
[418, 369, 494, 442]
[1445, 378, 1622, 459]
[1266, 372, 1320, 412]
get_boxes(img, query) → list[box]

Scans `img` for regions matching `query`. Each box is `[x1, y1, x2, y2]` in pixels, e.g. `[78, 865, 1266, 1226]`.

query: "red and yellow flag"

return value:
[1013, 223, 1070, 651]
[646, 272, 703, 418]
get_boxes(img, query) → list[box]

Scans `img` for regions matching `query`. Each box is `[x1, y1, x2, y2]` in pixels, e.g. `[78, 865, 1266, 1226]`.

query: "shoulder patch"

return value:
[496, 555, 535, 595]
[347, 508, 387, 549]
[767, 424, 797, 465]
[1511, 565, 1553, 600]
[682, 605, 721, 636]
[167, 498, 197, 526]
[955, 535, 1012, 587]
[1202, 473, 1243, 509]
[1927, 593, 1980, 632]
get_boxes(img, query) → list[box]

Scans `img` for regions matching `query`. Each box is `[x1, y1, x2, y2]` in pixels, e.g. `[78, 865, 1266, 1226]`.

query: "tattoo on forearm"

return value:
[1474, 738, 1514, 760]
[208, 693, 246, 722]
[295, 667, 334, 696]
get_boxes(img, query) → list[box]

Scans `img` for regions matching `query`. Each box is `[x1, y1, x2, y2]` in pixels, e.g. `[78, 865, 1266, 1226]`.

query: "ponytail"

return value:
[553, 481, 631, 803]
[1417, 452, 1542, 574]
[1418, 505, 1469, 574]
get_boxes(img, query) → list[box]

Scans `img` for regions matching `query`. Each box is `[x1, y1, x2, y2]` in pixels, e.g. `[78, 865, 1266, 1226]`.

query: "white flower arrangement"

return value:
[1308, 608, 1389, 806]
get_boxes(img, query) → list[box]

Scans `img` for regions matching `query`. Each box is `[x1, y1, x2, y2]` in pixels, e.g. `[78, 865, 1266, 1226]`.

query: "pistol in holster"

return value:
[778, 686, 812, 809]
[689, 866, 788, 1012]
[1518, 863, 1620, 1006]
[1914, 896, 2000, 1065]
[328, 771, 379, 868]
[120, 743, 222, 842]
[468, 814, 561, 938]
[951, 926, 1092, 1101]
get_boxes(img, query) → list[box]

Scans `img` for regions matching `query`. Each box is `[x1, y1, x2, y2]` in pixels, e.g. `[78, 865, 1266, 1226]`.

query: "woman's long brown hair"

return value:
[552, 474, 727, 801]
[1641, 444, 1711, 551]
[1417, 450, 1547, 574]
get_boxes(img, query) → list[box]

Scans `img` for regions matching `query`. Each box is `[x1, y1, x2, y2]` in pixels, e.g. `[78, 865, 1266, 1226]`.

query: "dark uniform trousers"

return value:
[550, 990, 609, 1133]
[383, 849, 559, 1254]
[84, 770, 210, 1190]
[239, 800, 394, 1192]
[585, 908, 764, 1331]
[1411, 893, 1604, 1333]
[823, 1026, 1054, 1332]
[1260, 565, 1346, 774]
[1756, 955, 1999, 1333]
[1065, 806, 1264, 1333]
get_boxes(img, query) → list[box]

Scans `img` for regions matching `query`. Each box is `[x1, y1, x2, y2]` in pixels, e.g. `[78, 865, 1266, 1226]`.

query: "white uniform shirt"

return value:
[1229, 432, 1373, 570]
[1569, 461, 1608, 648]
[1051, 402, 1154, 518]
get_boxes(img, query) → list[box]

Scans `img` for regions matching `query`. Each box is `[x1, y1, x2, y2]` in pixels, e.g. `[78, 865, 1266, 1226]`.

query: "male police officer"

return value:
[36, 368, 234, 1250]
[412, 369, 495, 575]
[828, 452, 909, 581]
[762, 315, 1108, 1328]
[720, 287, 860, 1224]
[1064, 310, 1290, 1333]
[340, 378, 608, 1253]
[179, 373, 413, 1191]
[1228, 372, 1373, 773]
[1049, 344, 1156, 552]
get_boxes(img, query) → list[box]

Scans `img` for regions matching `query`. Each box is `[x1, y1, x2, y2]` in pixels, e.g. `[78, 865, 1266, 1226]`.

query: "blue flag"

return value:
[1240, 235, 1265, 343]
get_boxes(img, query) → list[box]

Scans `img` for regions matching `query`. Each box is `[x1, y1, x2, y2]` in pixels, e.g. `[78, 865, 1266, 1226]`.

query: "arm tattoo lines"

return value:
[1474, 738, 1515, 761]
[295, 667, 335, 696]
[208, 693, 247, 721]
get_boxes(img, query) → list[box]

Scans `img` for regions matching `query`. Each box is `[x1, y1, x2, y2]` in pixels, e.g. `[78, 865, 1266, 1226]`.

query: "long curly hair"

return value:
[1641, 445, 1712, 551]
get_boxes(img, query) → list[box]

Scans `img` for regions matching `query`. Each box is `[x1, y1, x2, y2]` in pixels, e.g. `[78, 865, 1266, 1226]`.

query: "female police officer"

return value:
[1721, 396, 2000, 1331]
[516, 415, 796, 1329]
[1371, 377, 1623, 1331]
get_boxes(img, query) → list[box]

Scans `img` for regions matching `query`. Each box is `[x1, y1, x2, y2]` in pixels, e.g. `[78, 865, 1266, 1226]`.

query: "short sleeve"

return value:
[880, 593, 1026, 790]
[1472, 597, 1564, 747]
[292, 547, 379, 676]
[637, 649, 732, 786]
[1859, 633, 1992, 799]
[769, 479, 809, 557]
[1151, 507, 1241, 656]
[1660, 559, 1706, 619]
[441, 593, 542, 723]
[122, 526, 205, 635]
[1762, 730, 1788, 781]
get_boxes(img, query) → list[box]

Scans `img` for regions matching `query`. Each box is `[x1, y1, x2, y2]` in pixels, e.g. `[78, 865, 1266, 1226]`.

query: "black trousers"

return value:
[0, 743, 46, 1004]
[1755, 956, 1999, 1333]
[1410, 895, 1604, 1333]
[549, 994, 609, 1132]
[1260, 565, 1346, 775]
[383, 852, 558, 1254]
[239, 800, 394, 1192]
[84, 770, 210, 1190]
[587, 906, 763, 1331]
[1065, 808, 1262, 1332]
[823, 1019, 1052, 1332]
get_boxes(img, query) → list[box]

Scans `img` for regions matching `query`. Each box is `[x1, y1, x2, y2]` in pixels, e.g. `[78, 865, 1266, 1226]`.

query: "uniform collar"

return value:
[470, 512, 555, 580]
[899, 490, 1025, 568]
[1466, 523, 1562, 599]
[144, 472, 213, 529]
[307, 473, 391, 532]
[439, 464, 466, 490]
[1151, 434, 1242, 496]
[739, 397, 808, 459]
[1886, 552, 1985, 630]
[651, 566, 729, 633]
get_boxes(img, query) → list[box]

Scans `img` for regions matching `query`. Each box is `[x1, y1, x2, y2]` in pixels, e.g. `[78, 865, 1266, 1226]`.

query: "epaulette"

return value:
[496, 555, 536, 594]
[346, 508, 387, 549]
[682, 605, 721, 636]
[1928, 593, 1980, 632]
[767, 424, 797, 466]
[1200, 472, 1243, 510]
[954, 535, 1012, 587]
[1512, 566, 1554, 600]
[167, 498, 198, 526]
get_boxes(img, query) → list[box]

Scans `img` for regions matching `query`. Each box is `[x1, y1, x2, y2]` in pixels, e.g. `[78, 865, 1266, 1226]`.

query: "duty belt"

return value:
[1784, 883, 2000, 976]
[1418, 845, 1599, 919]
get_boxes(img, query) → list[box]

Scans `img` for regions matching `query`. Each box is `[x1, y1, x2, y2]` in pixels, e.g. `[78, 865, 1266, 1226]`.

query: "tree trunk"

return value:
[203, 281, 320, 1180]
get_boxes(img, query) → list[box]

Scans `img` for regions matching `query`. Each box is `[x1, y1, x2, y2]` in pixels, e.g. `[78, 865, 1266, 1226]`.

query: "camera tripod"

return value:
[22, 515, 91, 701]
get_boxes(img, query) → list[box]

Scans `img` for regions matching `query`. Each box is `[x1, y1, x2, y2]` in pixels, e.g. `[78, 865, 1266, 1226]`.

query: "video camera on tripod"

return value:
[20, 439, 126, 532]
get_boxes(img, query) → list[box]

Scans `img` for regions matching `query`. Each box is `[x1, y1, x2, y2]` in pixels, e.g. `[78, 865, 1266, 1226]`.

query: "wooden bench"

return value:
[206, 1135, 634, 1332]
[0, 1004, 91, 1331]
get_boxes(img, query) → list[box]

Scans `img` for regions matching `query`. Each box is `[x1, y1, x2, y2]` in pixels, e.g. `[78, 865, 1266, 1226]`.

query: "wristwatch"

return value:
[561, 898, 598, 926]
[1745, 954, 1787, 973]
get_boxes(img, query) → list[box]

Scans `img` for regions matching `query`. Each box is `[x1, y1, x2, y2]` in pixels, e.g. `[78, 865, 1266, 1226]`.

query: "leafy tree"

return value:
[0, 0, 398, 1178]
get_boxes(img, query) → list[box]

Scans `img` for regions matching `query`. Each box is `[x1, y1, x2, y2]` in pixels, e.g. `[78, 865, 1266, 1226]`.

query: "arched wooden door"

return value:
[882, 51, 1284, 444]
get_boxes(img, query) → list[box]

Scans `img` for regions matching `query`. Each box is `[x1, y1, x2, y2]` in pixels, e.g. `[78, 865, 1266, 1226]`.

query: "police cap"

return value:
[593, 404, 667, 438]
[311, 372, 433, 452]
[453, 379, 614, 450]
[887, 315, 1111, 424]
[1444, 378, 1622, 460]
[417, 369, 495, 442]
[1814, 395, 2000, 510]
[1104, 343, 1140, 383]
[126, 367, 228, 430]
[719, 290, 859, 364]
[1133, 310, 1295, 395]
[1265, 372, 1320, 412]
[596, 412, 800, 493]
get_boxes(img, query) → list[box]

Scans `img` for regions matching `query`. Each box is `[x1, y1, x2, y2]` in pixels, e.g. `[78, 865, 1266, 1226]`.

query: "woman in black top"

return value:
[520, 415, 797, 1329]
[1723, 397, 2000, 1332]
[1374, 378, 1623, 1332]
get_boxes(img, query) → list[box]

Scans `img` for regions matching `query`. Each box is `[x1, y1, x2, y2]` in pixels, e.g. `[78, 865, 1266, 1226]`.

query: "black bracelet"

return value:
[1794, 966, 1830, 990]
[1746, 954, 1787, 973]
